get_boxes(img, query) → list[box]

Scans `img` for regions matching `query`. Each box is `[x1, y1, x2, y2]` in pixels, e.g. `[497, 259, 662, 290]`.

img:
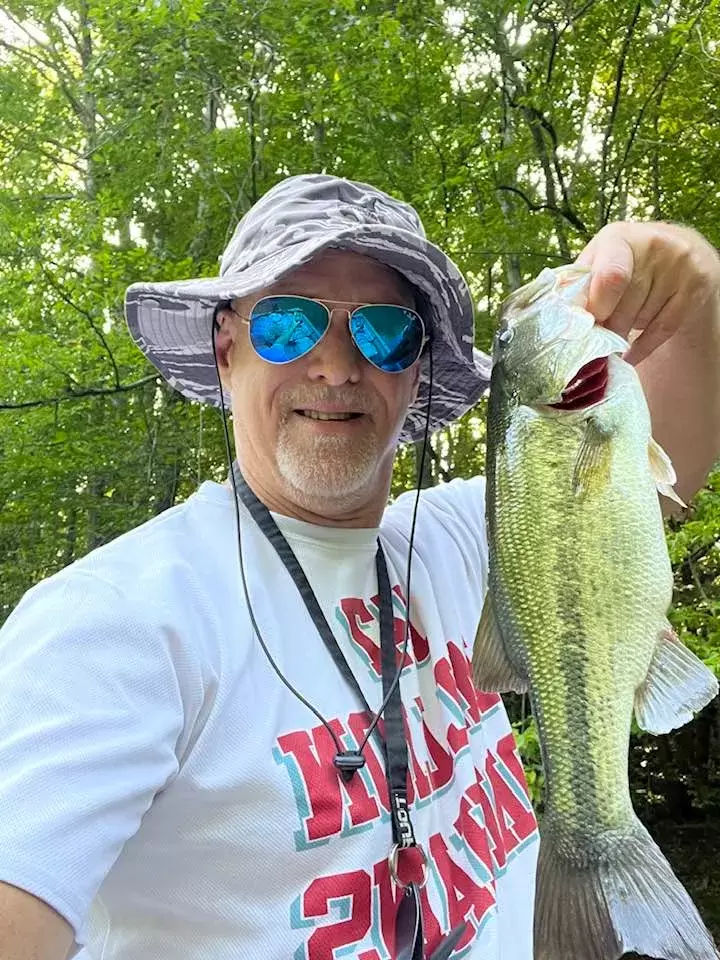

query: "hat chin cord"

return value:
[210, 307, 434, 762]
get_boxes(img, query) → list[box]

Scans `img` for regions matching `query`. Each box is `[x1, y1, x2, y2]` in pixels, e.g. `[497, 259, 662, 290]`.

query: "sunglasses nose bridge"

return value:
[327, 304, 352, 324]
[325, 304, 365, 358]
[306, 305, 363, 384]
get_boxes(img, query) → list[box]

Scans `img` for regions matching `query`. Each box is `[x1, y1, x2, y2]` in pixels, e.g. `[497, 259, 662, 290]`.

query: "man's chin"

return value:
[275, 433, 380, 506]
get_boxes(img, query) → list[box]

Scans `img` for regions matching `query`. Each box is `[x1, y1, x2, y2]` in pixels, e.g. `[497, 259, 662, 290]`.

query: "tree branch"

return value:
[1, 193, 77, 204]
[496, 184, 588, 235]
[39, 265, 121, 388]
[604, 3, 708, 222]
[53, 6, 83, 59]
[9, 140, 85, 174]
[600, 2, 643, 223]
[0, 11, 83, 109]
[520, 103, 588, 236]
[0, 26, 89, 124]
[428, 443, 451, 483]
[1, 375, 159, 411]
[0, 39, 59, 88]
[569, 0, 597, 26]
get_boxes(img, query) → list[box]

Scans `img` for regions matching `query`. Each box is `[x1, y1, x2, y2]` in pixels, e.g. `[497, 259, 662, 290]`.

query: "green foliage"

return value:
[631, 464, 720, 821]
[667, 468, 720, 675]
[511, 707, 545, 811]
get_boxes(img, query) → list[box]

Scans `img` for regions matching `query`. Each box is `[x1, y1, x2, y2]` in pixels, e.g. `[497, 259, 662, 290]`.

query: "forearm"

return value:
[635, 284, 720, 507]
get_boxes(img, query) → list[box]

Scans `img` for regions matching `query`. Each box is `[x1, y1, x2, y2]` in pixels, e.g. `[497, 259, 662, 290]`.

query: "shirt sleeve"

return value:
[389, 474, 490, 593]
[0, 568, 203, 951]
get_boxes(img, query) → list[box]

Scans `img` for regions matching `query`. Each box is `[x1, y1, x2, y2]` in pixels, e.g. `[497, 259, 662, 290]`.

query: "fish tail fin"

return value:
[535, 820, 719, 960]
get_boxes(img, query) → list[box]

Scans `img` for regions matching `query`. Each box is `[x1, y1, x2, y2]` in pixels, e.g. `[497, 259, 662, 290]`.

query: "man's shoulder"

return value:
[381, 475, 489, 578]
[383, 475, 487, 530]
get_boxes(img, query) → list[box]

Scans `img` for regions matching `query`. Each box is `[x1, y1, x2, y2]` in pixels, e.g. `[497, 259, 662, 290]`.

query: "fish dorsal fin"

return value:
[647, 436, 687, 508]
[572, 418, 613, 499]
[472, 594, 528, 693]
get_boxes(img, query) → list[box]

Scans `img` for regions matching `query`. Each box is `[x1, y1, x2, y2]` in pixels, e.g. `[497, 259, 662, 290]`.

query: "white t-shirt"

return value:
[0, 476, 538, 959]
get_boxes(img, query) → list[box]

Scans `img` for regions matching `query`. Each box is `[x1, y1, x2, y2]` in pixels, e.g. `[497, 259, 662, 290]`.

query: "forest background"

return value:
[1, 0, 719, 946]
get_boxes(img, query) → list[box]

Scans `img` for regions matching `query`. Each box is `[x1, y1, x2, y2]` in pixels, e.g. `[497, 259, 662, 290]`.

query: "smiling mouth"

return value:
[296, 410, 364, 421]
[548, 356, 609, 410]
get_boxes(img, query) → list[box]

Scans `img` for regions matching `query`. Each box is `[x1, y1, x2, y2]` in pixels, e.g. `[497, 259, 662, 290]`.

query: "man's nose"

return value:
[305, 308, 362, 385]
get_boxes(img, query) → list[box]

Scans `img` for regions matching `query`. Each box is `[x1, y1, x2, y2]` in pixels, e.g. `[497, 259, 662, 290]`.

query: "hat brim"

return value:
[124, 223, 491, 443]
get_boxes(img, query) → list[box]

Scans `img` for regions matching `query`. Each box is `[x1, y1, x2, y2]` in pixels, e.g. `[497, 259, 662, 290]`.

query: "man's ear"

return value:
[213, 307, 238, 387]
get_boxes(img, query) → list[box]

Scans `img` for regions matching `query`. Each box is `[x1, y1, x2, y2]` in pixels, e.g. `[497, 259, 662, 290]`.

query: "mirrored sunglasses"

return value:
[234, 295, 428, 373]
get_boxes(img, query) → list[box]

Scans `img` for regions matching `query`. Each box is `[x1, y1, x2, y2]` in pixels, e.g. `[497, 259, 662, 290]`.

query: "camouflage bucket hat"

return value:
[124, 173, 491, 442]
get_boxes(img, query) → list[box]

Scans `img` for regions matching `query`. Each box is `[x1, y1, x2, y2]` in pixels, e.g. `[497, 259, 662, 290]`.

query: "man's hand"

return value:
[575, 220, 720, 507]
[575, 221, 720, 366]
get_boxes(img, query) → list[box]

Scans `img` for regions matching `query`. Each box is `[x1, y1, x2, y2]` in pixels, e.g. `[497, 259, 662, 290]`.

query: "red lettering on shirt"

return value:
[485, 750, 537, 848]
[454, 791, 495, 881]
[465, 775, 507, 871]
[302, 870, 372, 960]
[339, 592, 429, 678]
[296, 834, 497, 959]
[497, 731, 533, 803]
[428, 832, 494, 952]
[276, 716, 381, 844]
[417, 697, 454, 792]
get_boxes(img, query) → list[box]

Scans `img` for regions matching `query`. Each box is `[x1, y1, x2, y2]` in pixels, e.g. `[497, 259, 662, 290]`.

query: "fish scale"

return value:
[473, 264, 719, 960]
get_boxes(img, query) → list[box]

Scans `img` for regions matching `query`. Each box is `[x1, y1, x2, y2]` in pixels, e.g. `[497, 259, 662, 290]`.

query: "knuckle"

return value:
[647, 224, 676, 249]
[675, 238, 694, 262]
[597, 264, 631, 289]
[684, 252, 716, 299]
[655, 313, 678, 336]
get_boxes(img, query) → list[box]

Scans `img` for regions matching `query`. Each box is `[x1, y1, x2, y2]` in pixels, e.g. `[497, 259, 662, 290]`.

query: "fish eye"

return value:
[498, 328, 514, 346]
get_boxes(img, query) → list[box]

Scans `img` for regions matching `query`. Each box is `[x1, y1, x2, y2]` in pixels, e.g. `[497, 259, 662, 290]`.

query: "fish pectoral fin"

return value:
[472, 594, 528, 693]
[647, 436, 687, 508]
[572, 417, 613, 499]
[634, 625, 719, 734]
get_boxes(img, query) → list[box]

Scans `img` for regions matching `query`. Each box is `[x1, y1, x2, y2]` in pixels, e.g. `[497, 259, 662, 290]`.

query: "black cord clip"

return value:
[333, 750, 366, 781]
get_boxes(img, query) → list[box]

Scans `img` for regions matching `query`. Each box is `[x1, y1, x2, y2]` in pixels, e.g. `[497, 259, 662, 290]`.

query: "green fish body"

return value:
[473, 265, 719, 960]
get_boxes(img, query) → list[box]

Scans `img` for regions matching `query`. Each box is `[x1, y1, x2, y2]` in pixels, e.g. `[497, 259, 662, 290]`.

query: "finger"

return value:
[603, 273, 653, 340]
[576, 237, 634, 323]
[623, 291, 685, 366]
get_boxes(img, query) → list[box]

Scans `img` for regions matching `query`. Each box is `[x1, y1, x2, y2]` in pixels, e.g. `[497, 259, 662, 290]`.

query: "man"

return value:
[0, 174, 718, 960]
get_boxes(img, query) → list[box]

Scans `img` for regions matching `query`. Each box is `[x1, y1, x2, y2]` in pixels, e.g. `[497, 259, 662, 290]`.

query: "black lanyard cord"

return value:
[221, 452, 341, 743]
[224, 345, 434, 847]
[232, 468, 387, 760]
[366, 345, 433, 758]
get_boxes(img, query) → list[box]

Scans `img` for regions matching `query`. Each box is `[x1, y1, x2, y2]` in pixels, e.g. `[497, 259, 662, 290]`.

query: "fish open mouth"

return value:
[549, 356, 609, 410]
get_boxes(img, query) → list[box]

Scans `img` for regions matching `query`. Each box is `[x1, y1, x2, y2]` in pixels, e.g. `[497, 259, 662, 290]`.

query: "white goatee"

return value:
[276, 422, 380, 504]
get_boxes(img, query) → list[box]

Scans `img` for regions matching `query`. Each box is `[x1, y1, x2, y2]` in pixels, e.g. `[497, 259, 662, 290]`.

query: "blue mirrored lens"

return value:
[249, 297, 329, 363]
[350, 305, 424, 372]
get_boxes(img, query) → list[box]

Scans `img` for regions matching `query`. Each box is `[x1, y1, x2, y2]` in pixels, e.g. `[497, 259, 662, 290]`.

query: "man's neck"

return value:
[223, 466, 390, 528]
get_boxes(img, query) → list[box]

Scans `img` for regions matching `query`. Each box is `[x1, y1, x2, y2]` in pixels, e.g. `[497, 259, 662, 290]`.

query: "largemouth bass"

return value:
[472, 264, 719, 960]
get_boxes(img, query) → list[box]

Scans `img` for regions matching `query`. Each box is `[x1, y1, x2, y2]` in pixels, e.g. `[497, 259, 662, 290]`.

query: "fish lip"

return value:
[501, 264, 592, 315]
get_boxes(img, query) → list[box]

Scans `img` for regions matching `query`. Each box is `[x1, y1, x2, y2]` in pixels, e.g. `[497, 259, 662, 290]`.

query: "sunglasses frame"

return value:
[228, 295, 429, 374]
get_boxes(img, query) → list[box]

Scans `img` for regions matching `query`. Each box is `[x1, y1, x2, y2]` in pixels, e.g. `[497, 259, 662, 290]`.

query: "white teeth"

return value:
[302, 410, 355, 421]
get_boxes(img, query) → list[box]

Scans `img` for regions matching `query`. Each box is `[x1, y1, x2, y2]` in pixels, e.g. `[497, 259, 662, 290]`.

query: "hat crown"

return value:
[220, 174, 426, 277]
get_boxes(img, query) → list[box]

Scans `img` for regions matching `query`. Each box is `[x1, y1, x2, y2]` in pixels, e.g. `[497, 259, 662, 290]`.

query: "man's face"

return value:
[215, 249, 421, 518]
